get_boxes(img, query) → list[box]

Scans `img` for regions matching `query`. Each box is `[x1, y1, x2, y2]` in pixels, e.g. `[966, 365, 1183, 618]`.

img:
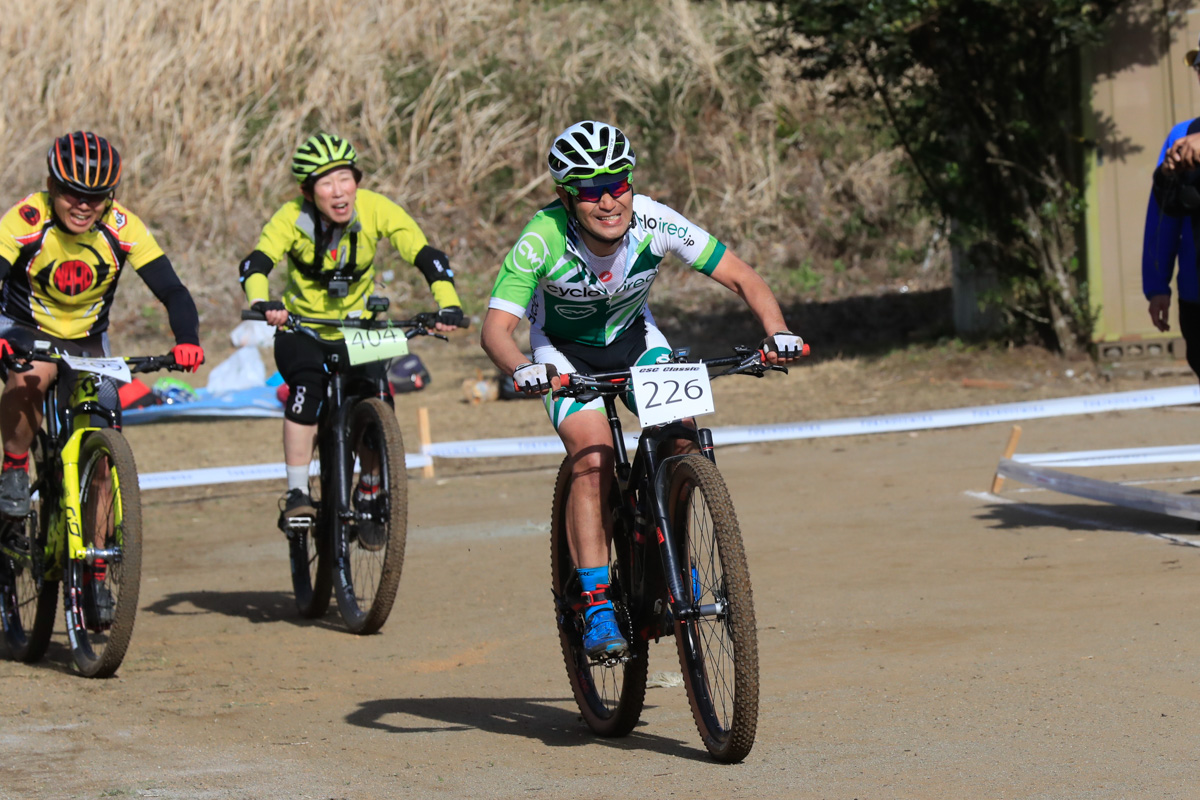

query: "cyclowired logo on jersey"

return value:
[111, 209, 127, 230]
[52, 260, 97, 296]
[555, 305, 597, 320]
[546, 284, 606, 299]
[640, 214, 695, 247]
[512, 232, 550, 273]
[18, 204, 39, 226]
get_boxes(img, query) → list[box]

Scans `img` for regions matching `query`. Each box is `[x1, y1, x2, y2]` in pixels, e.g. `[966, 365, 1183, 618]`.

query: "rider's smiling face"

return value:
[306, 167, 358, 225]
[48, 180, 108, 235]
[558, 182, 634, 255]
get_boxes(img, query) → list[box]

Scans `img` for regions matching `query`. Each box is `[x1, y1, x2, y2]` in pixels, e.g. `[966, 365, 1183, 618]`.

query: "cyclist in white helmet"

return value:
[481, 120, 803, 657]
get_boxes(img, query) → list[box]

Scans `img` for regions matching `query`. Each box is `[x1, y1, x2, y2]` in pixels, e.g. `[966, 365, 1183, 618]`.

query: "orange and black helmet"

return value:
[47, 131, 122, 197]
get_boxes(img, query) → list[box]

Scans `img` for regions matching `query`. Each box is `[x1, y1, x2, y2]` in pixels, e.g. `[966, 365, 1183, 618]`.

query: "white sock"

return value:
[286, 465, 310, 493]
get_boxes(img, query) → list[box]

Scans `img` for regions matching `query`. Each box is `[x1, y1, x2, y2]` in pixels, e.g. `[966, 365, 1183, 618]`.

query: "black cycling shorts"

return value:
[273, 330, 389, 424]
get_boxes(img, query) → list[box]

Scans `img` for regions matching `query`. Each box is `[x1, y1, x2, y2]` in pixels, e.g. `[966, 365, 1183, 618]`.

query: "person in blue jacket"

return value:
[1145, 37, 1200, 380]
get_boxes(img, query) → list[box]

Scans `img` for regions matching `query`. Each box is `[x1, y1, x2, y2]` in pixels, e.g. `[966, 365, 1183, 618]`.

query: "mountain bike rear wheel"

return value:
[550, 456, 647, 737]
[0, 431, 57, 662]
[290, 438, 333, 618]
[668, 454, 759, 762]
[332, 398, 407, 634]
[64, 429, 142, 678]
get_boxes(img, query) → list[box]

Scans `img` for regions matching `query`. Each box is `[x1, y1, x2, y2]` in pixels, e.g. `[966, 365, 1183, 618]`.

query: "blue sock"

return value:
[577, 566, 612, 619]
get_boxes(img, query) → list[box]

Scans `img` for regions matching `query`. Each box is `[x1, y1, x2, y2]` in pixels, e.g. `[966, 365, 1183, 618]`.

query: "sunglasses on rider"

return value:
[567, 176, 632, 203]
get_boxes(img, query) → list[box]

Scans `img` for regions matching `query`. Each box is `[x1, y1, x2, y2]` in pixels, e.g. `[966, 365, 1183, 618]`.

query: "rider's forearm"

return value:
[711, 251, 790, 335]
[481, 310, 528, 376]
[429, 279, 461, 310]
[138, 257, 201, 345]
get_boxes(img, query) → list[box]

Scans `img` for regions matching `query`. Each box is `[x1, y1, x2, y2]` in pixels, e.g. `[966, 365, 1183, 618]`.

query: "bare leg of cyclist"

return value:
[279, 419, 318, 525]
[282, 419, 318, 471]
[0, 361, 55, 454]
[557, 409, 614, 569]
[0, 362, 54, 518]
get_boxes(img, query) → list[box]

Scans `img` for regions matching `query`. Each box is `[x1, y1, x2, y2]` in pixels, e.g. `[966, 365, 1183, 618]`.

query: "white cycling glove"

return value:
[512, 362, 559, 395]
[762, 331, 804, 359]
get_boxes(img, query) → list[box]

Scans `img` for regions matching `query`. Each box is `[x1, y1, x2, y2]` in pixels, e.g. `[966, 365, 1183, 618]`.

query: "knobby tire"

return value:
[550, 456, 648, 737]
[64, 429, 143, 678]
[0, 431, 57, 662]
[669, 454, 759, 762]
[333, 398, 407, 634]
[291, 438, 333, 619]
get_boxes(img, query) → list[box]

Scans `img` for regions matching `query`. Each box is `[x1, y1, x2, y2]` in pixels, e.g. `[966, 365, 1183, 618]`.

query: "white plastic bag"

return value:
[205, 346, 266, 395]
[229, 319, 276, 348]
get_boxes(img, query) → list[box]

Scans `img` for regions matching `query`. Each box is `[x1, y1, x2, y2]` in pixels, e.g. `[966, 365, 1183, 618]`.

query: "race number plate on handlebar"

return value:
[60, 354, 132, 384]
[629, 363, 714, 428]
[345, 326, 409, 365]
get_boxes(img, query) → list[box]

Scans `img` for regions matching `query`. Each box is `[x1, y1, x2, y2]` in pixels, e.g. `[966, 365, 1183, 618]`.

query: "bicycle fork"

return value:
[641, 434, 720, 625]
[59, 427, 122, 569]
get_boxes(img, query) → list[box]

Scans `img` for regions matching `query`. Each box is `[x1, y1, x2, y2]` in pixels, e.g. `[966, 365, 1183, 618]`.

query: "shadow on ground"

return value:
[346, 694, 709, 760]
[975, 499, 1200, 544]
[143, 589, 346, 630]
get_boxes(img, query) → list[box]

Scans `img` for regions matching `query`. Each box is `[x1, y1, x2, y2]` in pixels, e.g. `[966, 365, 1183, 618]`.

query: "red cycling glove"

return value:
[172, 343, 205, 372]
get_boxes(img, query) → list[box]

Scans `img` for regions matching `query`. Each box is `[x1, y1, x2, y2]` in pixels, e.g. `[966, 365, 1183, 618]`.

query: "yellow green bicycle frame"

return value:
[43, 371, 123, 580]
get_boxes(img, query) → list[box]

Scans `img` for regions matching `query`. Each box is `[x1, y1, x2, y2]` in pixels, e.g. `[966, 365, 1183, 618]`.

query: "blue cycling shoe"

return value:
[583, 606, 629, 659]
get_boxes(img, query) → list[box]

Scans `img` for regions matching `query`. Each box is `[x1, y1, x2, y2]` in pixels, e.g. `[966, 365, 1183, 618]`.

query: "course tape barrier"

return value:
[136, 383, 1200, 491]
[421, 384, 1200, 459]
[1013, 443, 1200, 468]
[138, 454, 432, 491]
[994, 458, 1200, 522]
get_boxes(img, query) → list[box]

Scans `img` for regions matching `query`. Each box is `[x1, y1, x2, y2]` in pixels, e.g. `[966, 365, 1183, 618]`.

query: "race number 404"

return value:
[345, 326, 409, 366]
[629, 363, 714, 428]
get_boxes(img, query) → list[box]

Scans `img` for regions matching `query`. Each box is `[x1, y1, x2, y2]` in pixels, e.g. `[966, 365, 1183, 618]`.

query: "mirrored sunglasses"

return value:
[571, 176, 632, 203]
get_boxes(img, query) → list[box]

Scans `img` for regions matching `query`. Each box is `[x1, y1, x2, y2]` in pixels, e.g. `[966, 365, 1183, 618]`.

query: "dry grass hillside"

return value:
[0, 0, 946, 344]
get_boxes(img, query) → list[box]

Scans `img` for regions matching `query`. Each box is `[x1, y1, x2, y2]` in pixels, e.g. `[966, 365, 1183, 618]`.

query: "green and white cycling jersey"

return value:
[488, 195, 726, 347]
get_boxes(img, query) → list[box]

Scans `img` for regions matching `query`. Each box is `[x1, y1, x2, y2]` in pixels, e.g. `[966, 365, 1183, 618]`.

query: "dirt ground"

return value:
[5, 331, 1200, 799]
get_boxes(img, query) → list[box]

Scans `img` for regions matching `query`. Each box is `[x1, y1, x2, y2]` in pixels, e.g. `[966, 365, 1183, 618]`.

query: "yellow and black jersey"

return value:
[0, 192, 179, 340]
[239, 188, 460, 339]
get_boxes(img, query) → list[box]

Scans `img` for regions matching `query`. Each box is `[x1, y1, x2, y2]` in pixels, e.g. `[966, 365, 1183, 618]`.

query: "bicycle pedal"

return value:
[279, 514, 315, 537]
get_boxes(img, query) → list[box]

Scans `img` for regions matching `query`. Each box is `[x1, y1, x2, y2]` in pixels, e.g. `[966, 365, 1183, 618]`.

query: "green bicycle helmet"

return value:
[547, 121, 636, 187]
[291, 133, 363, 186]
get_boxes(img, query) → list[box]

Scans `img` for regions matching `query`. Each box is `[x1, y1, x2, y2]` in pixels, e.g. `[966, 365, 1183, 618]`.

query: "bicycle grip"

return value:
[241, 309, 266, 321]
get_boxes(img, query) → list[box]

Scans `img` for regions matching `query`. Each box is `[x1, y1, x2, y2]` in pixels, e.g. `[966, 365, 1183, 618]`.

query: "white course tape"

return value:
[140, 383, 1200, 490]
[424, 384, 1200, 459]
[138, 453, 432, 491]
[1013, 443, 1200, 468]
[995, 459, 1200, 521]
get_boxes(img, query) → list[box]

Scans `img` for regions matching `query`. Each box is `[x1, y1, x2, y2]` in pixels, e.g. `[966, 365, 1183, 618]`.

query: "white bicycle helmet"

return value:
[547, 121, 636, 186]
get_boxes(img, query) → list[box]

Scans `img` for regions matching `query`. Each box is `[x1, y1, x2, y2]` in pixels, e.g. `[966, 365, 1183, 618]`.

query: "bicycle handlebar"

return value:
[552, 343, 808, 399]
[241, 308, 469, 339]
[1, 345, 186, 376]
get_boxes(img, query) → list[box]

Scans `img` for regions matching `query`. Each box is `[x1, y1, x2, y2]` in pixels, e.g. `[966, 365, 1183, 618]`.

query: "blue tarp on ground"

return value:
[123, 386, 283, 425]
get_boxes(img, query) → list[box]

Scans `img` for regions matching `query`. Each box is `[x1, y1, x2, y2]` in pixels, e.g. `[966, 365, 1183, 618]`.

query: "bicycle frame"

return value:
[38, 369, 123, 581]
[594, 392, 719, 638]
[314, 346, 393, 544]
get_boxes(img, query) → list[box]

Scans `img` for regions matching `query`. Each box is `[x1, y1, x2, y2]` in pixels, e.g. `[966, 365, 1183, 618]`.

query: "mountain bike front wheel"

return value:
[64, 428, 143, 678]
[549, 457, 648, 737]
[668, 454, 759, 763]
[0, 431, 57, 663]
[332, 398, 407, 634]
